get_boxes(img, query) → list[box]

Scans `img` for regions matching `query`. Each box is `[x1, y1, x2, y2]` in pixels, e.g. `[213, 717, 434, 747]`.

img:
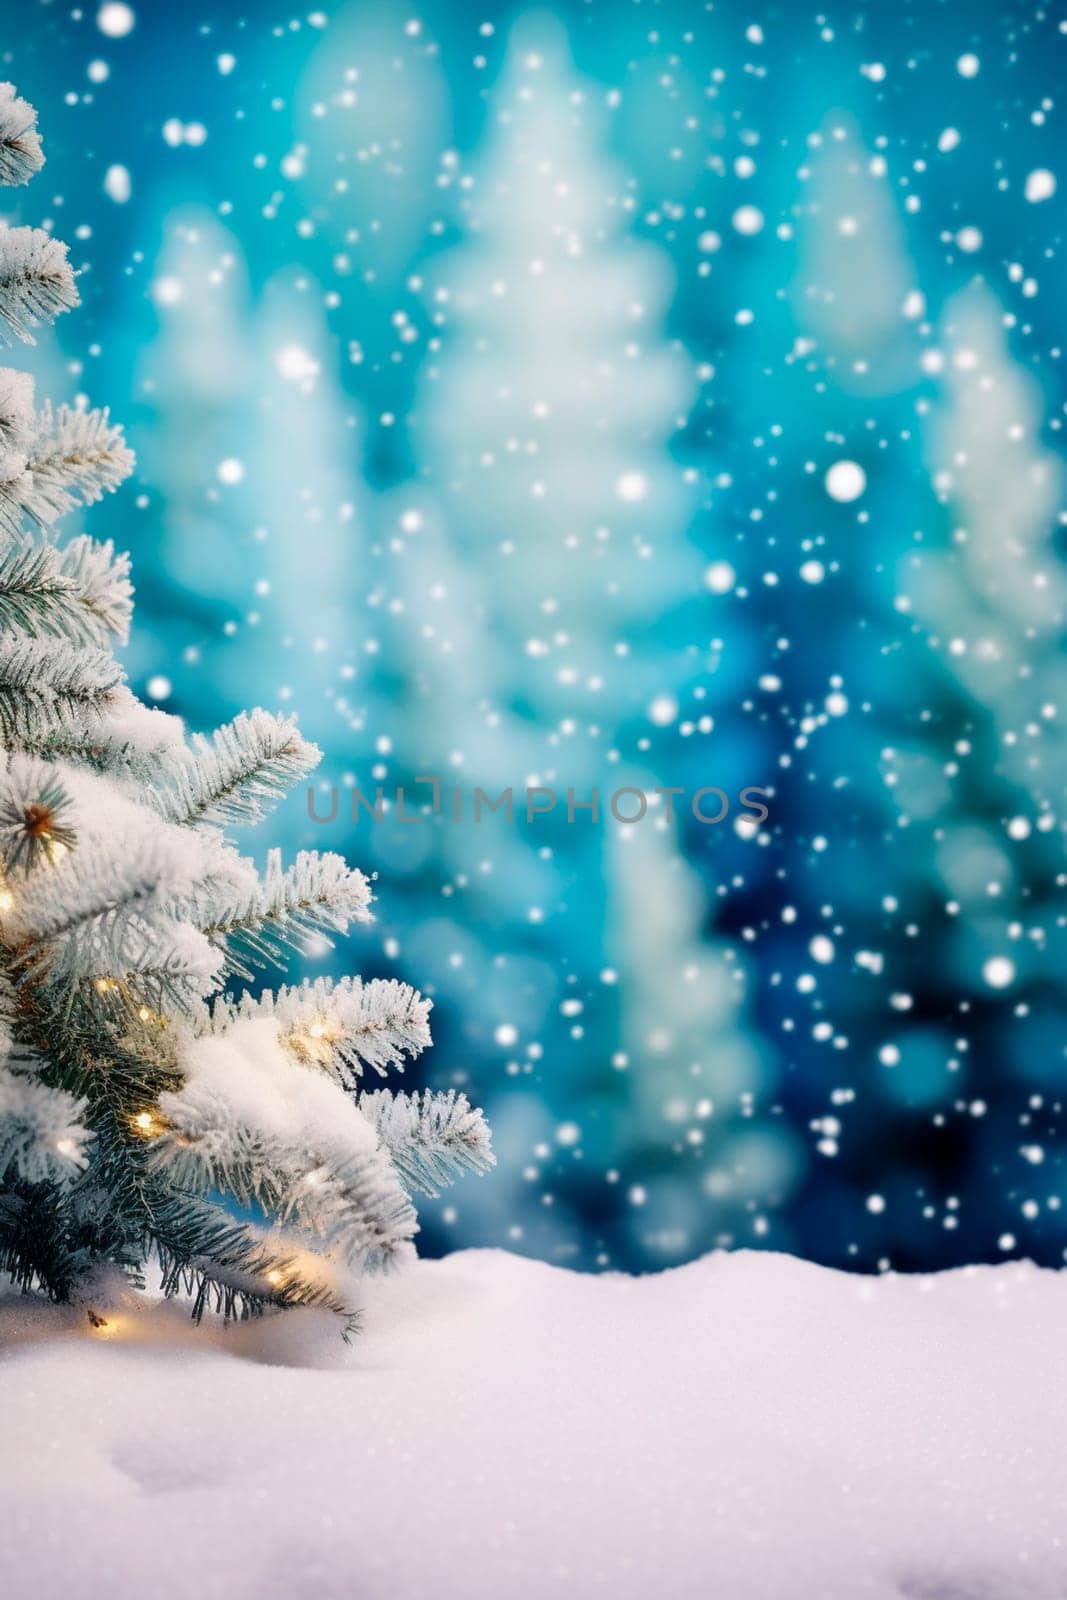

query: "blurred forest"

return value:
[6, 0, 1066, 1273]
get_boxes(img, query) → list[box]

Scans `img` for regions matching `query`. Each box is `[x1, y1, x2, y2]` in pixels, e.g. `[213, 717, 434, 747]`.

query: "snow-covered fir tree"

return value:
[143, 211, 372, 766]
[607, 813, 785, 1254]
[418, 12, 696, 720]
[920, 281, 1066, 815]
[251, 271, 369, 747]
[377, 15, 781, 1264]
[792, 116, 913, 392]
[0, 84, 492, 1327]
[727, 104, 1067, 1266]
[904, 281, 1067, 1103]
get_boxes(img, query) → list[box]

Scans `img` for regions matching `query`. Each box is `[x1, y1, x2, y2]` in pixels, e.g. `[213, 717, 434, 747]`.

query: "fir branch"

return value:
[10, 833, 202, 999]
[0, 539, 72, 630]
[215, 974, 431, 1083]
[12, 844, 171, 940]
[147, 1099, 290, 1212]
[151, 1074, 416, 1276]
[0, 1063, 91, 1184]
[192, 847, 372, 978]
[280, 1141, 416, 1272]
[0, 536, 91, 644]
[56, 535, 133, 643]
[0, 226, 77, 344]
[38, 688, 188, 778]
[0, 634, 122, 747]
[152, 1200, 357, 1329]
[0, 366, 34, 483]
[0, 536, 135, 653]
[360, 1087, 496, 1197]
[83, 919, 223, 1017]
[157, 709, 321, 827]
[0, 1182, 115, 1301]
[0, 84, 44, 187]
[6, 402, 134, 527]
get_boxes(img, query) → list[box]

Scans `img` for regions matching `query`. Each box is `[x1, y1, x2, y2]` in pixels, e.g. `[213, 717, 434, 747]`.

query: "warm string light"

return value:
[130, 1109, 164, 1138]
[90, 978, 167, 1026]
[264, 1256, 322, 1294]
[87, 1311, 129, 1340]
[284, 1015, 341, 1067]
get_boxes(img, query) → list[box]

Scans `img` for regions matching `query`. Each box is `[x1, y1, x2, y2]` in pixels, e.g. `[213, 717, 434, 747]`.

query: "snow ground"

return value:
[3, 1247, 1066, 1600]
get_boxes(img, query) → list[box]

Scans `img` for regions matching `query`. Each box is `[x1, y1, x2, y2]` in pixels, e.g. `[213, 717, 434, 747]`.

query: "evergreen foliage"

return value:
[0, 87, 492, 1330]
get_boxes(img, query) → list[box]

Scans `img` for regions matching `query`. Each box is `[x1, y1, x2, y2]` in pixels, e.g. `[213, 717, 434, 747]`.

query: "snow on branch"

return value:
[0, 403, 135, 530]
[215, 974, 432, 1083]
[152, 1090, 417, 1275]
[191, 847, 372, 977]
[281, 1139, 417, 1272]
[159, 709, 321, 827]
[54, 536, 134, 645]
[88, 919, 224, 1016]
[0, 533, 132, 648]
[0, 635, 123, 747]
[7, 831, 204, 993]
[360, 1088, 496, 1197]
[0, 366, 34, 483]
[0, 539, 83, 641]
[0, 227, 77, 344]
[0, 84, 43, 187]
[155, 1019, 418, 1273]
[32, 691, 187, 788]
[0, 1064, 91, 1184]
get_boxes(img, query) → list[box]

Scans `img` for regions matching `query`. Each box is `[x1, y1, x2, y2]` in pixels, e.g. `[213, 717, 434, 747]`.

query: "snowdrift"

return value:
[4, 1247, 1065, 1599]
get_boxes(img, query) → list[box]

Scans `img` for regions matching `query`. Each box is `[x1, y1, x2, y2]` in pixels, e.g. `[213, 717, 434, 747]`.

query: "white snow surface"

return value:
[4, 1247, 1066, 1599]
